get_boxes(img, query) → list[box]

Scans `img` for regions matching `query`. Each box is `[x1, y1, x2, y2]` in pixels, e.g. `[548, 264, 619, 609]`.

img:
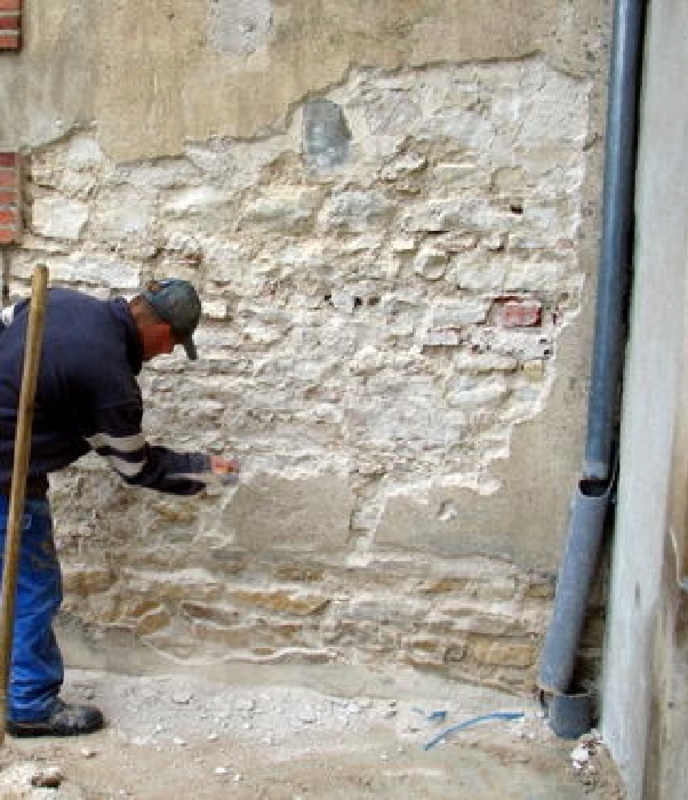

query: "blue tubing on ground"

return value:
[423, 711, 525, 751]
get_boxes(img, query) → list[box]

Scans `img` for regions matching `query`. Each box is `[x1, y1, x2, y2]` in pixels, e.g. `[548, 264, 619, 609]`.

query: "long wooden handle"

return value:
[0, 265, 49, 744]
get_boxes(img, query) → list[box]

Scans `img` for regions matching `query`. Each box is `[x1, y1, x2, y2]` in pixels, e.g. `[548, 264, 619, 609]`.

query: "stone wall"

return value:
[1, 1, 609, 691]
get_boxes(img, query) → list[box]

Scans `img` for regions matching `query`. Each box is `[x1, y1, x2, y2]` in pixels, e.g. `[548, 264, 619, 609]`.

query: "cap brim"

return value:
[183, 337, 198, 360]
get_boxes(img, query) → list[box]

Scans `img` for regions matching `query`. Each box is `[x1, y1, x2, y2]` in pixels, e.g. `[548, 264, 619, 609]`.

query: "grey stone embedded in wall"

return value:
[303, 99, 351, 173]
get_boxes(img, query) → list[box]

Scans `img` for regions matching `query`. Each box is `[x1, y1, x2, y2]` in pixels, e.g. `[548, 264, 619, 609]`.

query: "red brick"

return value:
[500, 299, 542, 328]
[0, 15, 20, 31]
[0, 0, 20, 10]
[0, 191, 15, 205]
[0, 208, 17, 225]
[0, 32, 19, 49]
[0, 171, 17, 188]
[0, 227, 17, 244]
[0, 152, 17, 168]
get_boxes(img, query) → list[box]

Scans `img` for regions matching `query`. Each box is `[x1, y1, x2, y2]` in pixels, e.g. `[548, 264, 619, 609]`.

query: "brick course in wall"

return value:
[0, 0, 21, 51]
[0, 152, 21, 244]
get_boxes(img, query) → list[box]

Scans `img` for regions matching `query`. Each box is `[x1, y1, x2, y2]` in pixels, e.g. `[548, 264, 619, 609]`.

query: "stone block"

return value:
[469, 636, 537, 668]
[162, 187, 234, 217]
[227, 588, 331, 616]
[62, 565, 116, 596]
[319, 190, 393, 233]
[238, 186, 321, 232]
[446, 376, 509, 408]
[303, 99, 352, 173]
[32, 196, 89, 240]
[413, 246, 448, 280]
[50, 256, 141, 288]
[135, 607, 171, 636]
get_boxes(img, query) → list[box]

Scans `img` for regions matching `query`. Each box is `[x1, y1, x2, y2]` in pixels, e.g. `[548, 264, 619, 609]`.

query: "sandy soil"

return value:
[0, 669, 625, 800]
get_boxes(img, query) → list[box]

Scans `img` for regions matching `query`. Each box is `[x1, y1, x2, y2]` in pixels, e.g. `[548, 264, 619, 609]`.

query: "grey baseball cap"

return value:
[142, 278, 202, 360]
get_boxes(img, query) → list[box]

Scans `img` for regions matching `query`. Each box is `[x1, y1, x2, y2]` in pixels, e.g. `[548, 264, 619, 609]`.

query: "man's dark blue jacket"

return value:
[0, 288, 210, 496]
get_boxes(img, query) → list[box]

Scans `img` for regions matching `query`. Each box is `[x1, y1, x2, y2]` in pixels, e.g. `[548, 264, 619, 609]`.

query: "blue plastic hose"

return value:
[423, 711, 525, 751]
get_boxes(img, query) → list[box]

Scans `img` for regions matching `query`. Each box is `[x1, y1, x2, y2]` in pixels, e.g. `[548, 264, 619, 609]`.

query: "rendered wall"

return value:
[0, 1, 609, 690]
[601, 1, 688, 797]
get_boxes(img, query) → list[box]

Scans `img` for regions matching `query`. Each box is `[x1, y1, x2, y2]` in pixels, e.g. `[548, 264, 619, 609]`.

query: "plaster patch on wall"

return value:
[208, 0, 273, 57]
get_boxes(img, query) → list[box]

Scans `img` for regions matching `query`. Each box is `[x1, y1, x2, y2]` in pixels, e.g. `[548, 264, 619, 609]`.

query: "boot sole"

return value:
[6, 718, 105, 737]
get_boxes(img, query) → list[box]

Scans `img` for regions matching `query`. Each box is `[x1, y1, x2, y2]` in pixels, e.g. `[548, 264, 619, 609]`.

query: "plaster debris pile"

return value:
[0, 670, 624, 800]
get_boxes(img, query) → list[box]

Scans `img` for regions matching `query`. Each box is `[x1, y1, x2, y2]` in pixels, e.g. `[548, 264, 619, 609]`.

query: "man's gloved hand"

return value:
[210, 454, 241, 485]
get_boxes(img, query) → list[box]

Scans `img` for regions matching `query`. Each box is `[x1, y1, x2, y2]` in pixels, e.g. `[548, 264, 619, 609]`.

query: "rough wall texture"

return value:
[0, 1, 609, 691]
[0, 151, 21, 243]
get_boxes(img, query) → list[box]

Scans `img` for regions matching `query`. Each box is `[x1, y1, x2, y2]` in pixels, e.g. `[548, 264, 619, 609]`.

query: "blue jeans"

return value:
[0, 496, 64, 722]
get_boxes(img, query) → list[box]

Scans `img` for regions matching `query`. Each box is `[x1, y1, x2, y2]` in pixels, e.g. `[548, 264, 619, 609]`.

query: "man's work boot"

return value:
[6, 698, 105, 737]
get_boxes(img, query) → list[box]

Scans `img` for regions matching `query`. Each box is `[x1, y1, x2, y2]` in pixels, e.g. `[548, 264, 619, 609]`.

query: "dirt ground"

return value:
[0, 668, 625, 800]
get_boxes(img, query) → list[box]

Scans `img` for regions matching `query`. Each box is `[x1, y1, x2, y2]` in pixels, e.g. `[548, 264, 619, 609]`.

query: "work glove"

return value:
[209, 454, 241, 486]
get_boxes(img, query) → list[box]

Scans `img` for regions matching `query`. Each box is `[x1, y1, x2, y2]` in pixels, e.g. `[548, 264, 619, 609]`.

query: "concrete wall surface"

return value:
[0, 1, 609, 691]
[601, 1, 688, 798]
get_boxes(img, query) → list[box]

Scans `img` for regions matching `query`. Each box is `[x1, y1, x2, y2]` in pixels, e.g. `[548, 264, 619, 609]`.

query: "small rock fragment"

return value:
[571, 743, 591, 769]
[31, 765, 63, 788]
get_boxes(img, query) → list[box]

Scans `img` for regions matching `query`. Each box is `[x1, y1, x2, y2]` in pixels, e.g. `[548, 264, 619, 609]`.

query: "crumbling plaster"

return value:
[1, 0, 606, 160]
[0, 0, 610, 685]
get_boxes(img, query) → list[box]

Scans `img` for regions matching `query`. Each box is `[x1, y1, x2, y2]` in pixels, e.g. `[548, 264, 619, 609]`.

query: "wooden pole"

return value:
[0, 265, 49, 744]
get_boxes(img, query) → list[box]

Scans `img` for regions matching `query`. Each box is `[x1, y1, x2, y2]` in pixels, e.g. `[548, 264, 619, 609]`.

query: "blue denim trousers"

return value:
[0, 496, 64, 722]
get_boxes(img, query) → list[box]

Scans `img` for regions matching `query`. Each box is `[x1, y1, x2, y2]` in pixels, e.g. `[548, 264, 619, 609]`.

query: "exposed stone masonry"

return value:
[7, 58, 594, 690]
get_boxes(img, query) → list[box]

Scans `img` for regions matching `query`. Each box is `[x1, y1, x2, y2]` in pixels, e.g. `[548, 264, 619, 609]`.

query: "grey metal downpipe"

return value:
[538, 0, 646, 720]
